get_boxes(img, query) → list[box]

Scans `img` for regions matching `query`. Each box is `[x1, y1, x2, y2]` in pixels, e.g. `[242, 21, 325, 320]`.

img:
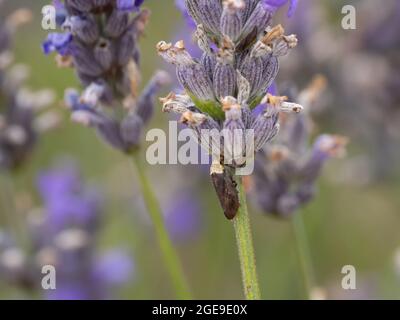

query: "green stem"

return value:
[291, 212, 316, 299]
[233, 177, 261, 300]
[130, 152, 192, 300]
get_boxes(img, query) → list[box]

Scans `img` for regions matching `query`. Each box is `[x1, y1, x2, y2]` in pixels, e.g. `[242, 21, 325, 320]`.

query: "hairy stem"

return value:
[291, 212, 316, 299]
[233, 177, 261, 300]
[131, 152, 192, 299]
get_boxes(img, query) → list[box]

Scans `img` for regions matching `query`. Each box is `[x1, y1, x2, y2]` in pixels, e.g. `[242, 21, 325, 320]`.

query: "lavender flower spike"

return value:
[43, 1, 170, 153]
[158, 1, 301, 219]
[252, 76, 348, 217]
[43, 1, 192, 299]
[43, 0, 149, 101]
[65, 71, 169, 153]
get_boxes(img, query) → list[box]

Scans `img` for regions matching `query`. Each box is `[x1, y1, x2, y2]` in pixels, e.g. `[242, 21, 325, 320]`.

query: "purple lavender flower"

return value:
[0, 162, 134, 299]
[252, 77, 348, 217]
[64, 70, 170, 153]
[36, 164, 133, 299]
[46, 283, 92, 300]
[43, 0, 170, 153]
[158, 1, 303, 219]
[93, 250, 134, 286]
[280, 0, 399, 183]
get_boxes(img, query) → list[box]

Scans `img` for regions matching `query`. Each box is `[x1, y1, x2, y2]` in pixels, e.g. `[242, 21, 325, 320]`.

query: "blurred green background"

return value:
[0, 0, 399, 299]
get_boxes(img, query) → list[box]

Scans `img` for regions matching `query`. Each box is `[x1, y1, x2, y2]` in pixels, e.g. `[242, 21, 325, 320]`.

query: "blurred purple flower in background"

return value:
[280, 0, 400, 183]
[251, 76, 348, 217]
[176, 0, 298, 26]
[159, 0, 303, 219]
[37, 164, 101, 234]
[0, 162, 134, 299]
[93, 250, 134, 286]
[253, 133, 347, 217]
[164, 191, 202, 242]
[0, 6, 58, 171]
